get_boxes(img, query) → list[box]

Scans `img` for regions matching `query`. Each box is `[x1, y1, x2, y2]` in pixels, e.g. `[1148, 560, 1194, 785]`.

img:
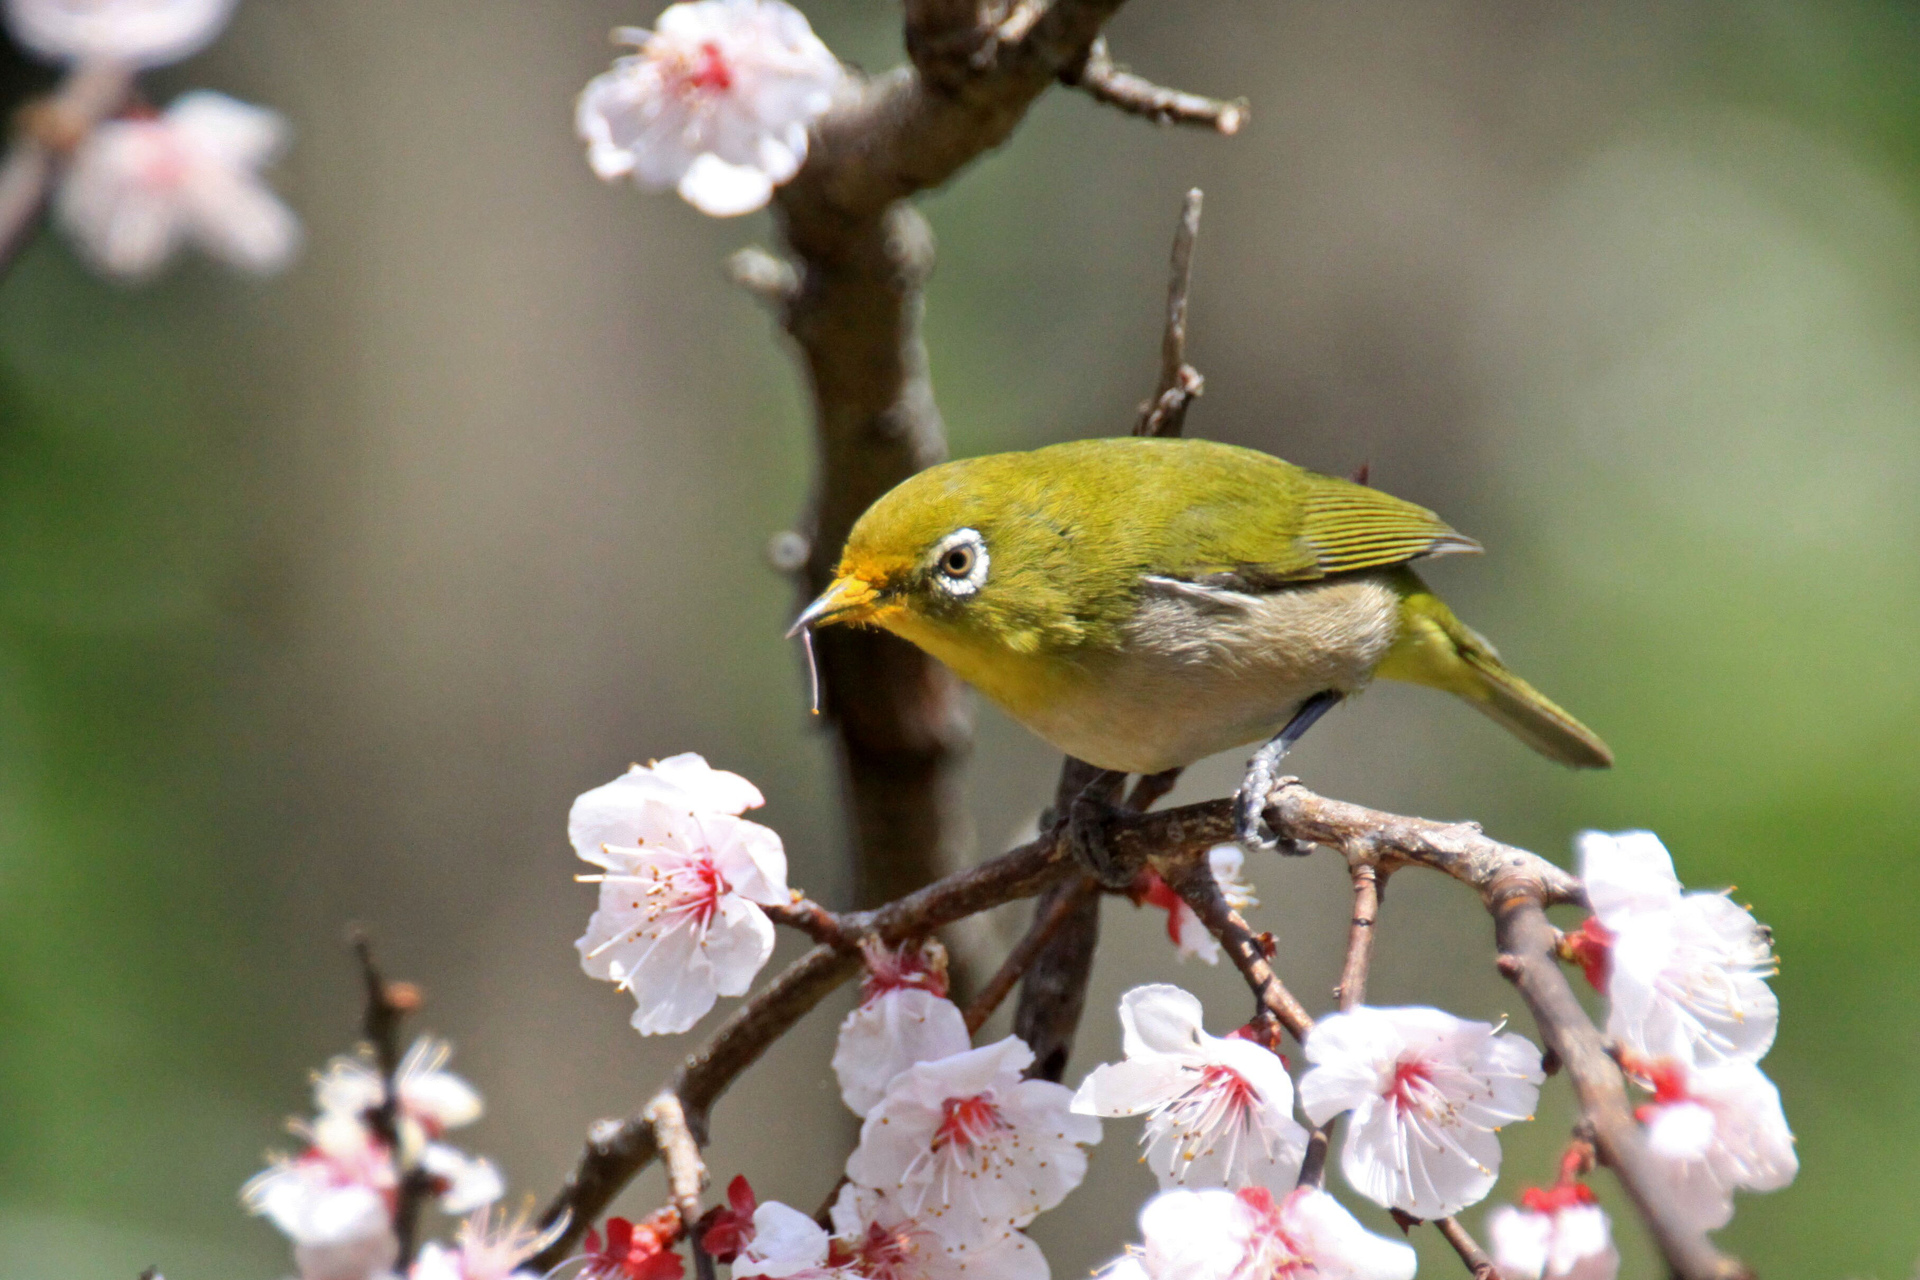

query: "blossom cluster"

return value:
[574, 0, 844, 216]
[2, 0, 301, 279]
[1482, 830, 1791, 1280]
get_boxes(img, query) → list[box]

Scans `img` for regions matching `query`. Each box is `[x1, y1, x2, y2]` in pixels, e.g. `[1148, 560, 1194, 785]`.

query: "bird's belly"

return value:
[1017, 575, 1403, 775]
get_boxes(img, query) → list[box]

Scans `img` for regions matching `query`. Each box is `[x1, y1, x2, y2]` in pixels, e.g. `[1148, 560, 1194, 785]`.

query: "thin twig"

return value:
[1494, 893, 1751, 1280]
[1135, 187, 1206, 437]
[1435, 1216, 1498, 1280]
[764, 896, 855, 948]
[964, 875, 1099, 1034]
[1162, 854, 1314, 1042]
[0, 59, 134, 280]
[350, 933, 433, 1264]
[646, 1092, 708, 1234]
[1069, 37, 1247, 134]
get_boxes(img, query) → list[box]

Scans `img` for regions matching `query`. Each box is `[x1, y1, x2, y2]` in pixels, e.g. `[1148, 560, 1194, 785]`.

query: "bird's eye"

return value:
[928, 528, 988, 598]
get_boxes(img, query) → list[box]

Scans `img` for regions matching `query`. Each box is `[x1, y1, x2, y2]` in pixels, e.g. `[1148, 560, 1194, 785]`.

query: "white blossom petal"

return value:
[832, 987, 972, 1118]
[4, 0, 234, 65]
[1486, 1199, 1618, 1280]
[1111, 1186, 1416, 1280]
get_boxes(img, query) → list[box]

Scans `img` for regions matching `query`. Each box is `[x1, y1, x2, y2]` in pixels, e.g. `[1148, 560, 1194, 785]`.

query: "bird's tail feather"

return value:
[1378, 571, 1614, 769]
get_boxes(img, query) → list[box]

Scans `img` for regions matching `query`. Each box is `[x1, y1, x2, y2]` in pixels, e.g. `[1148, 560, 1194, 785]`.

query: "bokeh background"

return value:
[3, 0, 1918, 1275]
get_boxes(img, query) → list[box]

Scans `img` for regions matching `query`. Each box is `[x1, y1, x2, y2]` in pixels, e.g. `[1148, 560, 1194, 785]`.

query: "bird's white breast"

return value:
[1017, 573, 1403, 775]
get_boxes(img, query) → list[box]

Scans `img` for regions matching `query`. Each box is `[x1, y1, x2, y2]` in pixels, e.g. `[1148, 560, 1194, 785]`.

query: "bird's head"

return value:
[789, 454, 1123, 668]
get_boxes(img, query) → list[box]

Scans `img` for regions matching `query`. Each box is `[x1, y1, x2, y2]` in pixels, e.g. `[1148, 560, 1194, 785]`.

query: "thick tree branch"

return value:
[1066, 37, 1247, 135]
[0, 59, 133, 280]
[770, 0, 1140, 957]
[1494, 894, 1751, 1280]
[1013, 757, 1110, 1081]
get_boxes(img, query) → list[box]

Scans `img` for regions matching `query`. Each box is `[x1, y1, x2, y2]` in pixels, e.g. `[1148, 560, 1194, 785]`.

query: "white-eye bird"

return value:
[791, 437, 1610, 878]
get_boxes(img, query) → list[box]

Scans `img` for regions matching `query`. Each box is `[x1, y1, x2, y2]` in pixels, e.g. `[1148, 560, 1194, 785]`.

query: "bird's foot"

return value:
[1064, 769, 1135, 889]
[1235, 691, 1344, 857]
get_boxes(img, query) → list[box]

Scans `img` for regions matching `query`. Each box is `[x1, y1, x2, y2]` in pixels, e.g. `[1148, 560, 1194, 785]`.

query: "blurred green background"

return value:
[2, 0, 1917, 1275]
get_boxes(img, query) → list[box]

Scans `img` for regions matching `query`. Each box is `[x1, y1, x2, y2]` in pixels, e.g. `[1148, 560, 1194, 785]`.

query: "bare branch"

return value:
[0, 59, 134, 280]
[1298, 862, 1387, 1187]
[1135, 188, 1206, 438]
[1494, 894, 1751, 1280]
[1012, 758, 1111, 1081]
[1163, 853, 1315, 1042]
[1068, 37, 1248, 135]
[727, 245, 800, 306]
[1435, 1216, 1498, 1280]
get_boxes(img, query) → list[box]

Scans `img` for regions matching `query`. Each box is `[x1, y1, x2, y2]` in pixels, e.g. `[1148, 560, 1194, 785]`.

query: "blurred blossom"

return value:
[1624, 1054, 1797, 1232]
[1486, 1186, 1618, 1280]
[571, 753, 789, 1035]
[843, 1035, 1100, 1244]
[54, 90, 300, 281]
[833, 939, 971, 1117]
[316, 1037, 484, 1143]
[1129, 845, 1255, 965]
[243, 1113, 399, 1280]
[1576, 830, 1778, 1068]
[410, 1207, 562, 1280]
[1097, 1186, 1417, 1280]
[574, 0, 844, 216]
[1073, 984, 1308, 1193]
[3, 0, 233, 65]
[1299, 1005, 1543, 1219]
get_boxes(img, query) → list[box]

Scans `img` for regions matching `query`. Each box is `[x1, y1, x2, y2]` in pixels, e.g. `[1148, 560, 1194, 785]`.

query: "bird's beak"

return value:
[786, 575, 881, 637]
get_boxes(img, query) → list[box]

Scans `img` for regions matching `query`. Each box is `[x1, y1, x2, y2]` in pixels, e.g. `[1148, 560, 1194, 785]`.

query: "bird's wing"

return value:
[1172, 469, 1481, 590]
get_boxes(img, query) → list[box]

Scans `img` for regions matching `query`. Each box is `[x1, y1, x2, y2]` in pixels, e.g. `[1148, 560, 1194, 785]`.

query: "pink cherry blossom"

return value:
[833, 940, 971, 1117]
[1098, 1185, 1417, 1280]
[571, 756, 789, 1035]
[1486, 1184, 1619, 1280]
[1130, 845, 1256, 965]
[1299, 1005, 1543, 1219]
[1624, 1054, 1796, 1231]
[843, 1035, 1100, 1244]
[1073, 984, 1307, 1193]
[1576, 831, 1777, 1068]
[55, 91, 300, 281]
[4, 0, 234, 66]
[575, 0, 845, 216]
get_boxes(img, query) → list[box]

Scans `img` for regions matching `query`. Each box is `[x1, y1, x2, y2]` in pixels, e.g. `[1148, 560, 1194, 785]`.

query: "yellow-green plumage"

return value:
[805, 437, 1611, 775]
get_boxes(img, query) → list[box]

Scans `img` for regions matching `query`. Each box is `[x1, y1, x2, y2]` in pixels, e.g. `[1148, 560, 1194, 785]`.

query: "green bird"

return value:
[790, 437, 1610, 877]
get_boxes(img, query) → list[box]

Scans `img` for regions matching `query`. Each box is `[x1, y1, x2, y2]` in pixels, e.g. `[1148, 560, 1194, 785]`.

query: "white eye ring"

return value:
[929, 527, 989, 598]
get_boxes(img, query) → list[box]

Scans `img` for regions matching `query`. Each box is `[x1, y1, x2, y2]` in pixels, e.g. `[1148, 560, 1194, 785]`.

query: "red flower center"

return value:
[932, 1092, 1008, 1152]
[685, 857, 724, 929]
[690, 40, 733, 91]
[1520, 1182, 1598, 1215]
[1387, 1059, 1435, 1112]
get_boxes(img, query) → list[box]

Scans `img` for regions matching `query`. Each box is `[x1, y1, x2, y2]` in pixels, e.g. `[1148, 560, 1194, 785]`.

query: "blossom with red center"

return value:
[843, 1035, 1100, 1245]
[571, 755, 789, 1036]
[54, 90, 301, 282]
[1074, 984, 1308, 1193]
[730, 1186, 1047, 1280]
[4, 0, 235, 66]
[581, 1211, 685, 1280]
[1486, 1182, 1618, 1280]
[833, 941, 970, 1117]
[1619, 1052, 1796, 1231]
[575, 0, 846, 216]
[1299, 1005, 1544, 1219]
[1096, 1185, 1416, 1280]
[1129, 845, 1257, 965]
[1576, 830, 1777, 1068]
